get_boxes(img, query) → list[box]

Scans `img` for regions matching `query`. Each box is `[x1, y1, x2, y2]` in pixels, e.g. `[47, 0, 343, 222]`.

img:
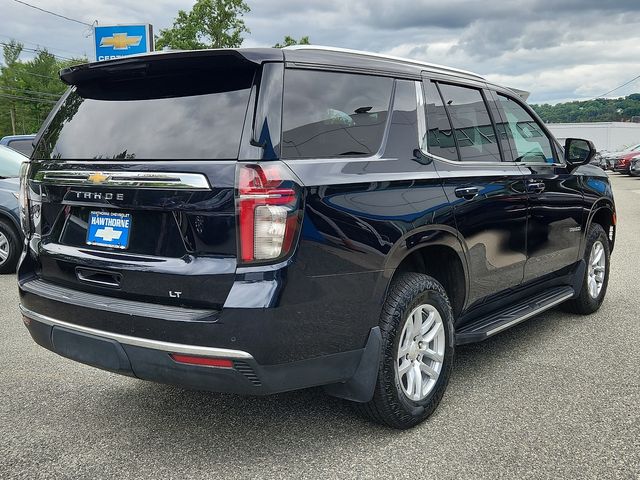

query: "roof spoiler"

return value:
[59, 48, 283, 86]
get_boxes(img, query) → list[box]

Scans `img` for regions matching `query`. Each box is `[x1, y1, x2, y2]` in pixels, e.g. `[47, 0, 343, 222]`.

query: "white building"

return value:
[546, 122, 640, 152]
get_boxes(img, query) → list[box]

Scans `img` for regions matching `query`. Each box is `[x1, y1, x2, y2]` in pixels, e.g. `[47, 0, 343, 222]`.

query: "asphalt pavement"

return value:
[1, 173, 638, 479]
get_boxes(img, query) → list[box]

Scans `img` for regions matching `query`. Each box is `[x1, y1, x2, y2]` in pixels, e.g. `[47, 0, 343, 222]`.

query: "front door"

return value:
[492, 92, 583, 282]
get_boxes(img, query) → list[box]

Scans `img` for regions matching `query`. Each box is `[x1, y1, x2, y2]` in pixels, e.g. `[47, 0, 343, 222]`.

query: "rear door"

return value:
[492, 92, 583, 281]
[24, 53, 261, 309]
[423, 79, 528, 307]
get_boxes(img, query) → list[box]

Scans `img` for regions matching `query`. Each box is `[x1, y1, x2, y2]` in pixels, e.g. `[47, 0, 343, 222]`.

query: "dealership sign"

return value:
[94, 24, 154, 61]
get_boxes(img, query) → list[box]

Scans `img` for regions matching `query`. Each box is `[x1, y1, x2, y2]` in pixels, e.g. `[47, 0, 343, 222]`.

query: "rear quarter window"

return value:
[281, 70, 393, 158]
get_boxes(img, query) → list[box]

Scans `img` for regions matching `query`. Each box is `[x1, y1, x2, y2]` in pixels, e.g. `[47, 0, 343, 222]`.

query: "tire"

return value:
[356, 272, 455, 429]
[0, 219, 20, 274]
[562, 223, 610, 314]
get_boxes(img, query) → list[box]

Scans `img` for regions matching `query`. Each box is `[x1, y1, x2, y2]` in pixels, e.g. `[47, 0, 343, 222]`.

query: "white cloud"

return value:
[1, 0, 640, 103]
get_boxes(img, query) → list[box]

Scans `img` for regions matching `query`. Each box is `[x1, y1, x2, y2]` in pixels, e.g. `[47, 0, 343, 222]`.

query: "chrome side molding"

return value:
[33, 170, 211, 190]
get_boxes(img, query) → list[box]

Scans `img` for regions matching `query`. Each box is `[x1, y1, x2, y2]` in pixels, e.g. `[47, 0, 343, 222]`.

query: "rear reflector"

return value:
[169, 354, 234, 368]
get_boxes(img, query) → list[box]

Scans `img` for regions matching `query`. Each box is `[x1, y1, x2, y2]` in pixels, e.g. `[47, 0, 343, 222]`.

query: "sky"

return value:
[2, 0, 640, 104]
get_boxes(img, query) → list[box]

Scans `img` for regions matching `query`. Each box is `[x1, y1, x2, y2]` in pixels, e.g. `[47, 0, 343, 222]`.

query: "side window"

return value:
[281, 70, 393, 158]
[437, 83, 502, 162]
[384, 79, 419, 159]
[424, 81, 458, 161]
[496, 94, 556, 164]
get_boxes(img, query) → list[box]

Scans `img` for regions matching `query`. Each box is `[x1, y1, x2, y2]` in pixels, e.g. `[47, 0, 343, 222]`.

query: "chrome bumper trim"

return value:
[20, 305, 253, 360]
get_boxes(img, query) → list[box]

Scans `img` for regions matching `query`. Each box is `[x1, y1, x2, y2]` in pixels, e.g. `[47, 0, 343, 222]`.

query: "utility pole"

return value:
[9, 107, 16, 135]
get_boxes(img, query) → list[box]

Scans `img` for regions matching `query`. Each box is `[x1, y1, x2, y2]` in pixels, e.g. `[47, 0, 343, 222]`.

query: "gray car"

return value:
[0, 145, 26, 272]
[0, 134, 36, 157]
[630, 156, 640, 177]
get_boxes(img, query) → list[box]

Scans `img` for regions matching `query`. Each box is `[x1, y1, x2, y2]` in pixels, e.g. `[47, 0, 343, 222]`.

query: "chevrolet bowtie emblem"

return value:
[100, 33, 142, 50]
[88, 173, 109, 184]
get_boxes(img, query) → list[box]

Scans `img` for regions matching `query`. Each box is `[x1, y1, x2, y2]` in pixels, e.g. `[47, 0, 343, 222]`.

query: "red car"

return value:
[613, 151, 638, 174]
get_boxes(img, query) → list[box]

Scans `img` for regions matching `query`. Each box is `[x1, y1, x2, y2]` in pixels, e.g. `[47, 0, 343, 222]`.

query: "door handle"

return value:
[454, 186, 480, 199]
[526, 181, 546, 193]
[76, 267, 122, 288]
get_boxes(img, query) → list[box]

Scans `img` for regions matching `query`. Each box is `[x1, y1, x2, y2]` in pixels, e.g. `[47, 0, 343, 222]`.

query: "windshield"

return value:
[0, 145, 27, 177]
[622, 143, 640, 152]
[33, 67, 254, 160]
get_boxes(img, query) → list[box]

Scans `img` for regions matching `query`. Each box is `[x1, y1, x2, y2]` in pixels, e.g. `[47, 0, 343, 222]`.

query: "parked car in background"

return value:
[613, 155, 634, 174]
[630, 156, 640, 176]
[590, 151, 609, 170]
[18, 46, 616, 429]
[0, 145, 26, 273]
[0, 134, 36, 157]
[605, 143, 640, 173]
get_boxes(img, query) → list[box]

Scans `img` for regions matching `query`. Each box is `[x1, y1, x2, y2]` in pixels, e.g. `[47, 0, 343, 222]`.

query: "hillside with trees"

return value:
[531, 94, 640, 123]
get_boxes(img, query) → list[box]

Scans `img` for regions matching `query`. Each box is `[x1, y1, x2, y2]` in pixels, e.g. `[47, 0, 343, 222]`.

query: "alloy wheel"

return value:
[0, 232, 9, 265]
[395, 304, 445, 402]
[587, 240, 606, 299]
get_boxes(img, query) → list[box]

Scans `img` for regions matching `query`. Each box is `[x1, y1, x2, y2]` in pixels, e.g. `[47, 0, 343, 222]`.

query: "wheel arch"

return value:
[380, 225, 470, 318]
[584, 201, 615, 254]
[0, 206, 21, 239]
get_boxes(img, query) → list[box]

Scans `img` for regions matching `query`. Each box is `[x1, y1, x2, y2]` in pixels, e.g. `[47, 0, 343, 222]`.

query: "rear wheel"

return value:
[0, 220, 20, 274]
[563, 223, 610, 314]
[357, 272, 455, 429]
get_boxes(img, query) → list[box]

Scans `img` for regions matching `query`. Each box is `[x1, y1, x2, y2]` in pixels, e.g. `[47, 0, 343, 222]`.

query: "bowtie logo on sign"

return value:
[94, 24, 154, 61]
[99, 33, 142, 51]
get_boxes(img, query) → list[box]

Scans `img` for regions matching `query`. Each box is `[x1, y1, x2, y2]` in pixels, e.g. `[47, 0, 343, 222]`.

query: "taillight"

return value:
[18, 162, 30, 235]
[236, 162, 302, 264]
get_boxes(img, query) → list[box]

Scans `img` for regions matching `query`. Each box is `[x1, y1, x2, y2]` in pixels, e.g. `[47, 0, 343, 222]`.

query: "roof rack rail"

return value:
[283, 45, 484, 80]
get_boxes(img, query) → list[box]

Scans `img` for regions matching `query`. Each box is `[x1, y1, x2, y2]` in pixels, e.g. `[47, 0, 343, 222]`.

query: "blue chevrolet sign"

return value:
[94, 24, 154, 61]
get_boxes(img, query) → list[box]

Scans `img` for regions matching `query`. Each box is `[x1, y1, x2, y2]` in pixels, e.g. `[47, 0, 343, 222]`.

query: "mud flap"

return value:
[570, 259, 586, 298]
[323, 327, 382, 403]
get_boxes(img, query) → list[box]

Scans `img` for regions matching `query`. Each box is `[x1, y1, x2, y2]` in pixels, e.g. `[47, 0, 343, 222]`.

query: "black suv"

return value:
[18, 46, 616, 429]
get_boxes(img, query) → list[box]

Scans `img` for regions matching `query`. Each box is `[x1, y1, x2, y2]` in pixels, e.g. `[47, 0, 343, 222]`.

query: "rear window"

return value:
[7, 139, 34, 156]
[282, 69, 393, 158]
[34, 70, 254, 160]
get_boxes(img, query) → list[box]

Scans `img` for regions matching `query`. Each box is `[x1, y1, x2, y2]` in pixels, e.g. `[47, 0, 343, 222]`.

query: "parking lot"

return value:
[0, 173, 637, 480]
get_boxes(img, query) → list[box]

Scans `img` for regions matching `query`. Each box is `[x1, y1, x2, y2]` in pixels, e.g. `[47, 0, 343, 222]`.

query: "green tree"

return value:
[156, 0, 250, 50]
[273, 35, 310, 48]
[0, 41, 86, 138]
[2, 40, 23, 67]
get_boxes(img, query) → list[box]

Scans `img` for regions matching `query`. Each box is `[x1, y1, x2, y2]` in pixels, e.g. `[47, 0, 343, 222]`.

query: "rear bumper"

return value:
[21, 305, 375, 397]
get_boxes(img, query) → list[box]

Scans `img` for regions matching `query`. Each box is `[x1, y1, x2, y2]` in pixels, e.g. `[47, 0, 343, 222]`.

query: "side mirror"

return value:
[565, 138, 595, 167]
[412, 148, 432, 165]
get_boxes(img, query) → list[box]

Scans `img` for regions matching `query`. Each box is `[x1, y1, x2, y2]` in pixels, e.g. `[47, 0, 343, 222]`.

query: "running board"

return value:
[455, 286, 575, 345]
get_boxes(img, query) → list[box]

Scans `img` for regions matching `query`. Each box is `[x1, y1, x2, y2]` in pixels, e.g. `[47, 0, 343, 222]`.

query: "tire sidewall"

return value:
[0, 220, 20, 274]
[581, 224, 610, 310]
[379, 276, 455, 424]
[392, 289, 454, 415]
